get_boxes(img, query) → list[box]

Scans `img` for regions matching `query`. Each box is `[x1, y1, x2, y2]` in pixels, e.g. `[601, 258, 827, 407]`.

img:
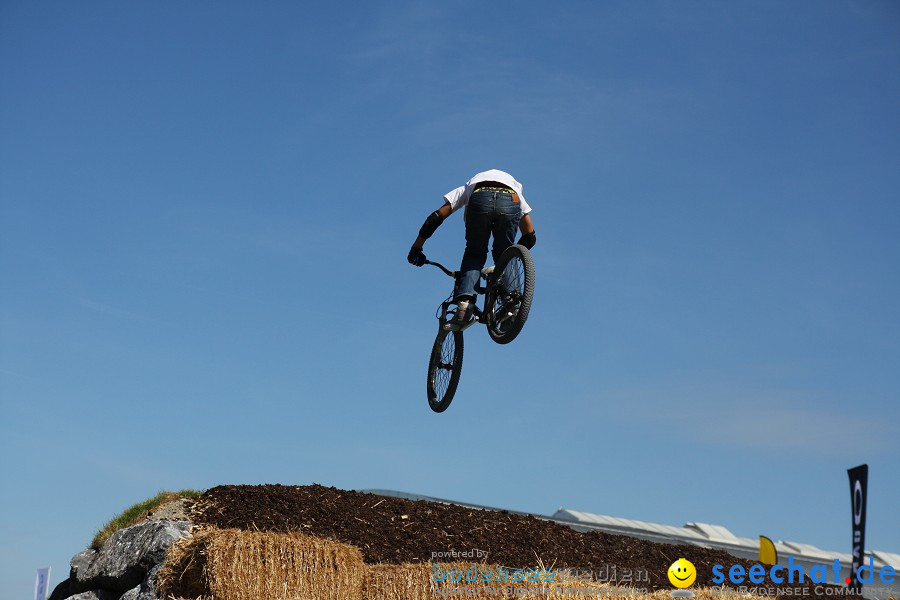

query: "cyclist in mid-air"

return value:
[408, 169, 536, 330]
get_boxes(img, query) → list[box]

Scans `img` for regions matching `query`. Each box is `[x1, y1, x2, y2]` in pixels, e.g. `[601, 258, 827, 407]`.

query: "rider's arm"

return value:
[411, 202, 453, 249]
[518, 213, 536, 249]
[519, 213, 534, 235]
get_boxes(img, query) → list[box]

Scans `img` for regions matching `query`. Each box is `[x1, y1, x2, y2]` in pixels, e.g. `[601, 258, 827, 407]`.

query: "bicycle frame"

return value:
[427, 261, 494, 333]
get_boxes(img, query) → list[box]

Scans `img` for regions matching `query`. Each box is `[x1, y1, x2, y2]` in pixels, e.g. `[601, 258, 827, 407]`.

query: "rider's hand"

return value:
[518, 231, 536, 249]
[407, 245, 427, 267]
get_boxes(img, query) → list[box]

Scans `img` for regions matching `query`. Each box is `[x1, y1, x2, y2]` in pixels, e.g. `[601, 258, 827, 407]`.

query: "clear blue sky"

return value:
[2, 0, 898, 597]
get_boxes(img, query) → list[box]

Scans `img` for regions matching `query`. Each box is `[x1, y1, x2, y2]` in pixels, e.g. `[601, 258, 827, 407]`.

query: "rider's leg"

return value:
[454, 191, 494, 302]
[447, 192, 496, 329]
[491, 194, 521, 293]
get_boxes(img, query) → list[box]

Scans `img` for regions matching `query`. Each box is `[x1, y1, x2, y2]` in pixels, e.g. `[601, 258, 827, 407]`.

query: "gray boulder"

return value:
[47, 577, 71, 600]
[69, 549, 98, 581]
[64, 591, 119, 600]
[119, 563, 164, 600]
[49, 552, 97, 600]
[69, 521, 190, 594]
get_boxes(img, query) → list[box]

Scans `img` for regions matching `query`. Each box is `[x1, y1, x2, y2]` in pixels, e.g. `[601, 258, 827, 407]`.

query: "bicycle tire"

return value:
[484, 244, 535, 345]
[426, 328, 464, 413]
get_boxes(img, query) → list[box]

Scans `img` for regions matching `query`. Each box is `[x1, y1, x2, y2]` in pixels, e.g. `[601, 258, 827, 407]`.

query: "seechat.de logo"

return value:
[711, 555, 896, 586]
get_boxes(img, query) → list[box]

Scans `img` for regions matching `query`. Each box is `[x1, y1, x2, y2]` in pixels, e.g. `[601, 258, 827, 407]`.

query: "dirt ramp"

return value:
[184, 484, 864, 600]
[187, 484, 736, 589]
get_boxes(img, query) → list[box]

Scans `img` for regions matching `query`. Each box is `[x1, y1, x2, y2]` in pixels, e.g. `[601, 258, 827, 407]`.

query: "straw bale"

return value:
[157, 527, 365, 600]
[157, 534, 207, 600]
[364, 561, 756, 600]
[363, 562, 603, 600]
[430, 562, 582, 599]
[363, 563, 432, 600]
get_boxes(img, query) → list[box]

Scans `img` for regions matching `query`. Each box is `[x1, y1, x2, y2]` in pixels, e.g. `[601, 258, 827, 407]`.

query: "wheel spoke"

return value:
[431, 332, 457, 401]
[485, 246, 534, 345]
[493, 256, 525, 329]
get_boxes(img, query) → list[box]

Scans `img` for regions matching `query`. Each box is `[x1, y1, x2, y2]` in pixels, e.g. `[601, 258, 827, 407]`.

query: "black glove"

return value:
[518, 231, 536, 249]
[407, 245, 427, 267]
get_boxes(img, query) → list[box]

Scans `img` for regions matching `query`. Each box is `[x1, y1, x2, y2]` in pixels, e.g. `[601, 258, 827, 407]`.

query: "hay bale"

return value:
[435, 562, 533, 598]
[364, 562, 561, 599]
[157, 534, 207, 600]
[157, 528, 365, 600]
[363, 563, 432, 600]
[431, 562, 585, 599]
[363, 562, 515, 600]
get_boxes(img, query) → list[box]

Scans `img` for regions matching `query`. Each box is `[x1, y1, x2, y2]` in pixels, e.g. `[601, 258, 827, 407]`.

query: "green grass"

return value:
[91, 489, 204, 549]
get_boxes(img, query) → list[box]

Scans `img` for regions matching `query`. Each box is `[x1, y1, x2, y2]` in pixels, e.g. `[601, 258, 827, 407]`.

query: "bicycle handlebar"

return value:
[425, 260, 456, 278]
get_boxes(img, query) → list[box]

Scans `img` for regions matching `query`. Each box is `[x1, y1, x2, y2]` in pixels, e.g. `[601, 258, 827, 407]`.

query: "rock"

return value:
[119, 584, 145, 600]
[119, 587, 141, 600]
[119, 564, 164, 600]
[146, 498, 191, 522]
[69, 549, 98, 580]
[70, 521, 191, 594]
[63, 591, 119, 600]
[47, 577, 71, 600]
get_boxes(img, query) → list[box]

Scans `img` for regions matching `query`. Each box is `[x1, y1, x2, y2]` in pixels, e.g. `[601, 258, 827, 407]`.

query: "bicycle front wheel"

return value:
[427, 328, 464, 413]
[484, 244, 535, 345]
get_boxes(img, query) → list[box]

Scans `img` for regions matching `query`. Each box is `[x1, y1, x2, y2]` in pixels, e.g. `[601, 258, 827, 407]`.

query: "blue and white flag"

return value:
[34, 567, 51, 600]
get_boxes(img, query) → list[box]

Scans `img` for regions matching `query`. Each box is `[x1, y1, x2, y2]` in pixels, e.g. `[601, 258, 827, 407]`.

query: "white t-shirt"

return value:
[443, 169, 532, 216]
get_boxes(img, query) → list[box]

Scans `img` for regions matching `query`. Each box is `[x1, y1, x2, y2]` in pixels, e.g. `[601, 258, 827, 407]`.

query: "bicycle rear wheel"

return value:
[427, 328, 464, 413]
[484, 244, 535, 345]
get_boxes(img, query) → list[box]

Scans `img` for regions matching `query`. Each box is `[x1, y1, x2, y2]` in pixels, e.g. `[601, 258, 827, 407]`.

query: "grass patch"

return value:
[91, 489, 203, 549]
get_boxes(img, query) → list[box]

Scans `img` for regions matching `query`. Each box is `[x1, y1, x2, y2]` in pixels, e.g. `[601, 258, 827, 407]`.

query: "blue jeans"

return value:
[454, 190, 520, 300]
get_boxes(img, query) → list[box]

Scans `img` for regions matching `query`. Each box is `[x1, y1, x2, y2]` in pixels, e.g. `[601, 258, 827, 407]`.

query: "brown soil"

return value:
[188, 484, 858, 599]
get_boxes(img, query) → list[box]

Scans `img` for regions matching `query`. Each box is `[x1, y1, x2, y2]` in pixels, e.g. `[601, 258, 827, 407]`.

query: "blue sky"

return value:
[1, 0, 899, 597]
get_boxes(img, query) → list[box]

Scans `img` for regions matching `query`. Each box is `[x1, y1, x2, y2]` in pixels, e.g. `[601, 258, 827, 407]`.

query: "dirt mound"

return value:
[188, 484, 856, 598]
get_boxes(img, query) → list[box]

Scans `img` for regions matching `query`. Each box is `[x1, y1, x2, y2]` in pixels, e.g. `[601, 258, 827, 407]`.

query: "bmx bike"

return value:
[424, 244, 535, 413]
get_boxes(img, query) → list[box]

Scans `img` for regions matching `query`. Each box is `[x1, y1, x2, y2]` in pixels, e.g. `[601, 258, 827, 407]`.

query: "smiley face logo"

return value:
[668, 558, 696, 588]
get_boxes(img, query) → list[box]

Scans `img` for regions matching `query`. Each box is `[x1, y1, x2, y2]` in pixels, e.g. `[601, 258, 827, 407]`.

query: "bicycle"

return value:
[424, 244, 535, 413]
